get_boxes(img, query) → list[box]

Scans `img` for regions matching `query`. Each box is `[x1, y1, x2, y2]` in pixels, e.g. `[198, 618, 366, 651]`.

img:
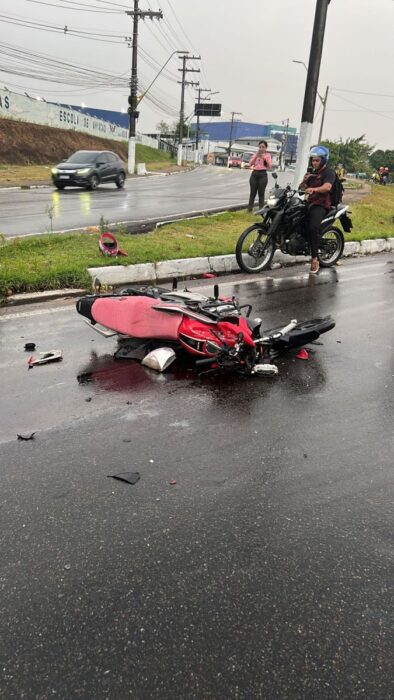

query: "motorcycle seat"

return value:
[90, 296, 182, 340]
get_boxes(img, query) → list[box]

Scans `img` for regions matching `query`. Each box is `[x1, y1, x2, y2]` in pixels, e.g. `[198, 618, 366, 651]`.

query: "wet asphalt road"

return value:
[0, 256, 393, 699]
[0, 167, 248, 238]
[0, 168, 291, 238]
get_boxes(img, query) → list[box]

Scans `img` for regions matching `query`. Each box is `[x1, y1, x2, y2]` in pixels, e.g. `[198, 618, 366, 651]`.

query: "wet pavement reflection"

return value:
[0, 256, 393, 699]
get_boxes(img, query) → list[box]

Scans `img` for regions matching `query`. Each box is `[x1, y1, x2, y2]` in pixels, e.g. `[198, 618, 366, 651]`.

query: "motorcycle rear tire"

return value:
[318, 226, 344, 267]
[236, 224, 275, 273]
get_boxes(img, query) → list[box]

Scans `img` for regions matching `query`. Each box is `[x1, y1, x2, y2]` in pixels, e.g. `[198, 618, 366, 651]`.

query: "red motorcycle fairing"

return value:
[178, 316, 255, 356]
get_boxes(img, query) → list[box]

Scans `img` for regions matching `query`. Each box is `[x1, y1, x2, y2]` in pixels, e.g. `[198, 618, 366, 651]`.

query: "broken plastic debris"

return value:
[29, 350, 63, 366]
[201, 272, 216, 279]
[17, 432, 36, 441]
[24, 342, 36, 351]
[169, 480, 177, 485]
[107, 472, 140, 485]
[296, 348, 309, 360]
[252, 363, 279, 376]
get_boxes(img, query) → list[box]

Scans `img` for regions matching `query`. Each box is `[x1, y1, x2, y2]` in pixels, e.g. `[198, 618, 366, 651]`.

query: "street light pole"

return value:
[228, 111, 242, 156]
[293, 59, 329, 142]
[318, 84, 329, 142]
[137, 50, 187, 106]
[292, 0, 331, 187]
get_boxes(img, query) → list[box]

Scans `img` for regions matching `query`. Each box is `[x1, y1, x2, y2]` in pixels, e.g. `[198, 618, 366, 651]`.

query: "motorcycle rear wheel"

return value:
[318, 226, 344, 267]
[236, 224, 275, 273]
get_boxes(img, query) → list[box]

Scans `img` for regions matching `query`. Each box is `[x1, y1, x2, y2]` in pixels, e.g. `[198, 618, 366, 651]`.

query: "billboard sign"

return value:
[194, 103, 221, 117]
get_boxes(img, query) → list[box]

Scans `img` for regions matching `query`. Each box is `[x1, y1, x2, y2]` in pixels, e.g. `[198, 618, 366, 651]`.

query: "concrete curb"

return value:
[3, 238, 393, 308]
[1, 288, 87, 307]
[86, 238, 394, 287]
[0, 167, 195, 192]
[0, 184, 50, 191]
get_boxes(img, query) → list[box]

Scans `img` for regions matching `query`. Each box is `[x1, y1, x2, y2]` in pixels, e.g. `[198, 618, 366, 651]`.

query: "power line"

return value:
[330, 91, 394, 123]
[26, 0, 123, 13]
[331, 87, 394, 99]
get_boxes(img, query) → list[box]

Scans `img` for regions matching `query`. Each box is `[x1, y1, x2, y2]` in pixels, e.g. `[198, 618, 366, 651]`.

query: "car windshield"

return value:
[66, 151, 100, 164]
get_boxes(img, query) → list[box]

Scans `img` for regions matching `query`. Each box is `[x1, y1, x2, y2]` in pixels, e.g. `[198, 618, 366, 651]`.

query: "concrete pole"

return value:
[293, 0, 331, 188]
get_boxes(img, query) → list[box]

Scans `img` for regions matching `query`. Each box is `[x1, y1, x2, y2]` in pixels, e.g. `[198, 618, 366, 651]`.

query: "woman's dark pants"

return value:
[306, 205, 327, 258]
[248, 170, 268, 210]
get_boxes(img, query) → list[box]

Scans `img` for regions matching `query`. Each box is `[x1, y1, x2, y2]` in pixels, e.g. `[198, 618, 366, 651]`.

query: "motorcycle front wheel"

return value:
[235, 224, 275, 273]
[318, 226, 344, 267]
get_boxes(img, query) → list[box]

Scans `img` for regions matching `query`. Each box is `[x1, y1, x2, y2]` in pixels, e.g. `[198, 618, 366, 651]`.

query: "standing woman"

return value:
[247, 140, 272, 211]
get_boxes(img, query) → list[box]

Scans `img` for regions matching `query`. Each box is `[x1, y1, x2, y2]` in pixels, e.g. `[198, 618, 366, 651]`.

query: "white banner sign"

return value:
[0, 89, 128, 141]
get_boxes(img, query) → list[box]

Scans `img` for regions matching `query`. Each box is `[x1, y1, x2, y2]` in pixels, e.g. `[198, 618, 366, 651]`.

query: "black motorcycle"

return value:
[236, 173, 353, 273]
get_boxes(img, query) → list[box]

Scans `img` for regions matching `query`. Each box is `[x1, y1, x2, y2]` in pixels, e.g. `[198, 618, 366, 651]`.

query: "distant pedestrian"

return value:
[247, 140, 272, 211]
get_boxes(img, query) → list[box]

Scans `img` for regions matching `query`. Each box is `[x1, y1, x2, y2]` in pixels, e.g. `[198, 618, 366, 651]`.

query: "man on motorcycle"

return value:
[300, 145, 336, 274]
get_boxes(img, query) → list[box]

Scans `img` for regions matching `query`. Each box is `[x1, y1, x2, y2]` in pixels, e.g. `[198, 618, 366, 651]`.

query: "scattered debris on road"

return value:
[17, 432, 36, 441]
[28, 350, 63, 367]
[296, 349, 309, 360]
[108, 472, 140, 485]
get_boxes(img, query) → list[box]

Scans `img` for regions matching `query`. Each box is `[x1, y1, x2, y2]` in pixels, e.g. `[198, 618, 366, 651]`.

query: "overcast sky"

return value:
[1, 0, 393, 150]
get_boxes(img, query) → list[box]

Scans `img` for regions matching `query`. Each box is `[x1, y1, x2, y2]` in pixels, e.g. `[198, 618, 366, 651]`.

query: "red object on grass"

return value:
[99, 232, 127, 257]
[296, 348, 309, 360]
[201, 272, 216, 279]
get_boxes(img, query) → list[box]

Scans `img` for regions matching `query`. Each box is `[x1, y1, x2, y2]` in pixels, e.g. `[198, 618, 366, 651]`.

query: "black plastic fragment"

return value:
[108, 472, 140, 485]
[24, 343, 36, 351]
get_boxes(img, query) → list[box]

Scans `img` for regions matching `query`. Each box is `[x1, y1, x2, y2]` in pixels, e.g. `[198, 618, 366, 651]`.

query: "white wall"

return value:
[0, 88, 129, 142]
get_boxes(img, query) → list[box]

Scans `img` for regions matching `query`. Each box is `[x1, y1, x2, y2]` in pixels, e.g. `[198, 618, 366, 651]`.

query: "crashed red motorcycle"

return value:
[76, 282, 335, 376]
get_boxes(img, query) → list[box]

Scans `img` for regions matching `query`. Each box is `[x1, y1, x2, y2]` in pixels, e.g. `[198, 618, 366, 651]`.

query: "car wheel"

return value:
[115, 172, 126, 189]
[55, 184, 65, 190]
[87, 174, 99, 190]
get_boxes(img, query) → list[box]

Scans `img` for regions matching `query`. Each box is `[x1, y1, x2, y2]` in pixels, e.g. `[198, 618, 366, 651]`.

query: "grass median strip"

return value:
[1, 185, 393, 298]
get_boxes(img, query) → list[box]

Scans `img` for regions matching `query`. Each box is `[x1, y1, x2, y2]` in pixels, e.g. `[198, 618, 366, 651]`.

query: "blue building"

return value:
[196, 121, 298, 162]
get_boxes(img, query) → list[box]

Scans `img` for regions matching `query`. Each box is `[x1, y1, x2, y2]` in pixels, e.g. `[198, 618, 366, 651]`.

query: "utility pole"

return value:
[195, 87, 211, 151]
[126, 1, 163, 175]
[178, 55, 200, 143]
[293, 0, 331, 187]
[227, 112, 242, 157]
[177, 54, 200, 165]
[318, 84, 329, 142]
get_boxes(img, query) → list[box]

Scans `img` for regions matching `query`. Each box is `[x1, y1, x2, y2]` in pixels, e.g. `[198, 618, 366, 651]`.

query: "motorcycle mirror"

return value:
[172, 277, 178, 291]
[214, 284, 219, 300]
[205, 340, 221, 354]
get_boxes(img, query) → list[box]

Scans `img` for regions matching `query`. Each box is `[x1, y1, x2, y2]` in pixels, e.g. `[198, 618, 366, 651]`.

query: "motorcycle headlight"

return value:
[266, 196, 278, 208]
[76, 168, 91, 175]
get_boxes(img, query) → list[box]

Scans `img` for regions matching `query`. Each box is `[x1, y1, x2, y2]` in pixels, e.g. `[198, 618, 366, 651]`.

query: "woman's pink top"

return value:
[249, 152, 272, 170]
